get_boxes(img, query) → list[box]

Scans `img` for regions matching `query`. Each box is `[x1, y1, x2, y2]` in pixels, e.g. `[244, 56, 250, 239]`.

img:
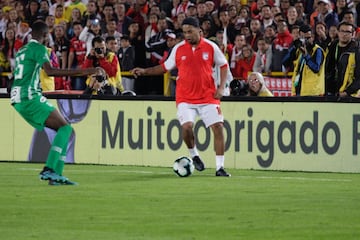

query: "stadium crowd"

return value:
[1, 0, 360, 96]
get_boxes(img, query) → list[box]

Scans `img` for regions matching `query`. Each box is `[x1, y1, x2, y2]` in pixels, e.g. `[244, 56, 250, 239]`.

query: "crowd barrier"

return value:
[1, 71, 290, 96]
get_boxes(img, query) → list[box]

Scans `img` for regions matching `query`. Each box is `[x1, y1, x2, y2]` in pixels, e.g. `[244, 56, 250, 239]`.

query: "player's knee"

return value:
[58, 124, 73, 137]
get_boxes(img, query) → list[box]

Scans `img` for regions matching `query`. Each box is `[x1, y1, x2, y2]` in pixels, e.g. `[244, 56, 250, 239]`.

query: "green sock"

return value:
[45, 125, 73, 174]
[55, 155, 66, 176]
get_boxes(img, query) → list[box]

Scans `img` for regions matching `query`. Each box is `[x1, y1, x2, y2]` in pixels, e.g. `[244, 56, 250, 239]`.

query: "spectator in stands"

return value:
[105, 35, 118, 53]
[65, 0, 87, 22]
[101, 4, 115, 32]
[290, 25, 300, 43]
[325, 21, 360, 97]
[17, 21, 32, 46]
[25, 0, 39, 26]
[54, 4, 68, 26]
[247, 72, 274, 96]
[68, 21, 87, 90]
[114, 2, 132, 36]
[118, 34, 136, 92]
[205, 1, 216, 17]
[200, 17, 216, 39]
[82, 1, 101, 28]
[235, 5, 250, 31]
[261, 5, 275, 30]
[315, 0, 339, 29]
[173, 0, 192, 17]
[336, 0, 351, 22]
[314, 21, 331, 50]
[145, 15, 169, 66]
[15, 1, 26, 21]
[233, 44, 256, 80]
[49, 0, 66, 16]
[251, 0, 267, 19]
[128, 21, 146, 68]
[2, 28, 22, 71]
[79, 16, 102, 56]
[0, 48, 10, 88]
[53, 24, 70, 70]
[126, 0, 149, 32]
[279, 0, 291, 16]
[294, 0, 308, 24]
[343, 10, 358, 26]
[253, 37, 272, 74]
[328, 24, 338, 43]
[67, 7, 83, 39]
[271, 20, 293, 72]
[186, 3, 197, 17]
[39, 0, 50, 19]
[97, 0, 107, 14]
[145, 15, 171, 94]
[102, 18, 122, 48]
[0, 9, 7, 39]
[230, 33, 246, 75]
[82, 36, 124, 94]
[246, 18, 263, 51]
[286, 6, 304, 30]
[53, 24, 71, 90]
[217, 8, 236, 45]
[228, 4, 239, 26]
[197, 1, 211, 25]
[8, 8, 21, 33]
[271, 5, 282, 19]
[264, 24, 276, 43]
[283, 24, 325, 96]
[212, 29, 233, 60]
[173, 12, 186, 33]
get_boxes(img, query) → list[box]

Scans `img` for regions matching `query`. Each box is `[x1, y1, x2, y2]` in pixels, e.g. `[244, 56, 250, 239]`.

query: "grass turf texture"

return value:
[0, 162, 359, 240]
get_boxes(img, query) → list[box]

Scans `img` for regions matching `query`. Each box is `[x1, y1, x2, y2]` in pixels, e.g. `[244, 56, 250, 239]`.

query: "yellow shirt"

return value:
[64, 1, 87, 22]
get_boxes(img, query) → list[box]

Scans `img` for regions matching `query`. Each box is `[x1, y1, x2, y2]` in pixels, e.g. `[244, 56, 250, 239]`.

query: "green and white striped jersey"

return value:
[10, 39, 50, 104]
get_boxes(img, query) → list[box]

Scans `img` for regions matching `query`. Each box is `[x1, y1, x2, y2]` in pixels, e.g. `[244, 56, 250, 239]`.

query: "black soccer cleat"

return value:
[192, 156, 205, 171]
[215, 167, 231, 177]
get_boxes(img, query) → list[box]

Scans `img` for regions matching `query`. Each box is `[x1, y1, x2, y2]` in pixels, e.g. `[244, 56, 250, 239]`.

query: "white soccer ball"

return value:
[173, 156, 195, 177]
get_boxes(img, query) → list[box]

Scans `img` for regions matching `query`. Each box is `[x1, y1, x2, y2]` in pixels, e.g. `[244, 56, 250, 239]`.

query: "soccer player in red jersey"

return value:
[131, 17, 231, 177]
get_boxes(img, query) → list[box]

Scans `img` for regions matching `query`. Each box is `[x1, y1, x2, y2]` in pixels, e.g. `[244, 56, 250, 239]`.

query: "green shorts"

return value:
[13, 95, 55, 130]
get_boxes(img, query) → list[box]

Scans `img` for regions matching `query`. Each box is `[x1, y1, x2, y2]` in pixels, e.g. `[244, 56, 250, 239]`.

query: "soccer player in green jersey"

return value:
[10, 21, 98, 185]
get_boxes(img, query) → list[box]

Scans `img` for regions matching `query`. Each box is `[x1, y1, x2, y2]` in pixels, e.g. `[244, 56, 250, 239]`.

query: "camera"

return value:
[95, 75, 105, 82]
[94, 47, 103, 54]
[293, 38, 305, 49]
[230, 79, 249, 96]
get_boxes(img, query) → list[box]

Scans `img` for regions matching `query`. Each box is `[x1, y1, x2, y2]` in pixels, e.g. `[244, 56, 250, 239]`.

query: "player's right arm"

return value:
[42, 62, 97, 77]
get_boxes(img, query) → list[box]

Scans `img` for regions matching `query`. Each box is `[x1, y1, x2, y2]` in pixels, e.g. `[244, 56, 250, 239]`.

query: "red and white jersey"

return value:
[161, 37, 228, 105]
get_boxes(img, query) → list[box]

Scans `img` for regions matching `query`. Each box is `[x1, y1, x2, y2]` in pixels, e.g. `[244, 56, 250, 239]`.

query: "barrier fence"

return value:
[1, 71, 292, 96]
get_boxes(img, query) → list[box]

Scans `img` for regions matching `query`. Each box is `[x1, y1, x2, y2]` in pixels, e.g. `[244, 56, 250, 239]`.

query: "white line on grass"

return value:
[18, 167, 352, 182]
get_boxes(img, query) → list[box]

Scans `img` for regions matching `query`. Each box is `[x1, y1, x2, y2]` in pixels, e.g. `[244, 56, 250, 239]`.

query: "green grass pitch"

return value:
[0, 162, 359, 240]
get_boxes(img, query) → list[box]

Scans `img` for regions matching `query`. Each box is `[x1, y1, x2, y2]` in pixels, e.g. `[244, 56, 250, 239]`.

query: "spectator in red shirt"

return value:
[271, 19, 293, 72]
[233, 44, 256, 80]
[68, 22, 87, 90]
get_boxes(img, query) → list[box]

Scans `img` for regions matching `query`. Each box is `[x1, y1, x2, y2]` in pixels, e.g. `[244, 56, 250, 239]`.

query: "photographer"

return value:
[283, 24, 325, 96]
[230, 72, 273, 97]
[247, 72, 273, 97]
[83, 67, 120, 95]
[82, 36, 124, 94]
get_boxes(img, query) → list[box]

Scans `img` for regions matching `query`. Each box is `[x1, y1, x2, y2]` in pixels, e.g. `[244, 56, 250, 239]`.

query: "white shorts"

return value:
[177, 103, 224, 128]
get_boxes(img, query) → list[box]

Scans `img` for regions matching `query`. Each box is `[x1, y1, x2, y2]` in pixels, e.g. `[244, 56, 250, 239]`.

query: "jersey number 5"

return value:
[14, 54, 25, 80]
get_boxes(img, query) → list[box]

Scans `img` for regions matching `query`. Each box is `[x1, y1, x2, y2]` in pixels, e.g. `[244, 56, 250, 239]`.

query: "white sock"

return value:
[216, 155, 224, 170]
[189, 147, 199, 158]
